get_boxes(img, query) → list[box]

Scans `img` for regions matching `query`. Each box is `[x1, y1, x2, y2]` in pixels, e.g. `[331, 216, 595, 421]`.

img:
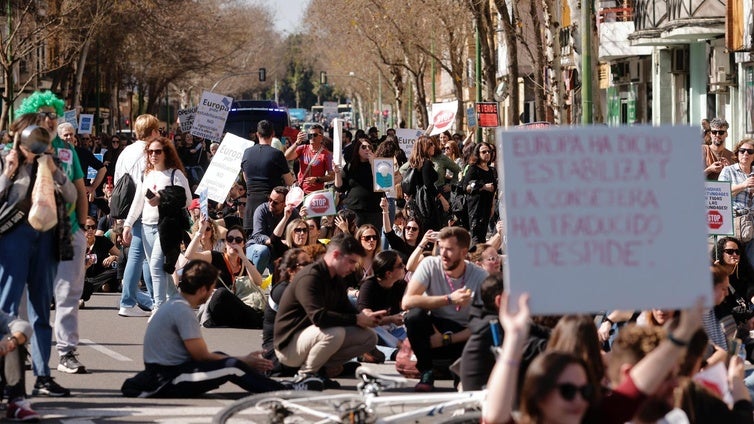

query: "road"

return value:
[29, 292, 453, 422]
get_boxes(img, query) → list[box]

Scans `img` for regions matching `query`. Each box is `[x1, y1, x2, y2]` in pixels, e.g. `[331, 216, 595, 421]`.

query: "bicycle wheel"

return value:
[436, 410, 482, 424]
[213, 390, 365, 424]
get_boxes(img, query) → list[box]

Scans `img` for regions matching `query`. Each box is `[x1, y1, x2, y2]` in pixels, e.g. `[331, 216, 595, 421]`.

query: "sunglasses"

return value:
[724, 248, 740, 255]
[38, 111, 57, 119]
[739, 148, 754, 155]
[405, 226, 419, 231]
[296, 261, 312, 268]
[268, 197, 283, 205]
[711, 130, 726, 135]
[361, 235, 378, 241]
[480, 150, 491, 154]
[360, 144, 371, 150]
[148, 149, 163, 155]
[484, 256, 500, 262]
[226, 236, 244, 244]
[84, 225, 97, 230]
[293, 227, 308, 234]
[556, 383, 593, 401]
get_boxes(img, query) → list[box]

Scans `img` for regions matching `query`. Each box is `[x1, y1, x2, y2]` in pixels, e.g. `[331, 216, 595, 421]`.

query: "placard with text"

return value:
[194, 132, 253, 203]
[705, 181, 734, 236]
[191, 91, 232, 142]
[498, 125, 709, 314]
[475, 102, 499, 127]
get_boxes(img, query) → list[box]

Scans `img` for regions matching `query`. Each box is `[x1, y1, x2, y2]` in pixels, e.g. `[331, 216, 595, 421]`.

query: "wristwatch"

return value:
[442, 332, 453, 346]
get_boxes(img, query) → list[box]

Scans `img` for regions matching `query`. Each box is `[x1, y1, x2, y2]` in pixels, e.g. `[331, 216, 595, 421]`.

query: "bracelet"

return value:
[445, 294, 452, 305]
[667, 332, 689, 347]
[604, 317, 614, 325]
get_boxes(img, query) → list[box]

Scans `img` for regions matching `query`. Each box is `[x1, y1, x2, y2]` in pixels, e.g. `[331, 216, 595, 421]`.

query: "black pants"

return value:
[205, 288, 264, 329]
[404, 308, 466, 373]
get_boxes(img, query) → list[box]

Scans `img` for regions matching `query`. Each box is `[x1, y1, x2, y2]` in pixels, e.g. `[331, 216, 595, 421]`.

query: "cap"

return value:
[19, 125, 50, 154]
[189, 198, 200, 210]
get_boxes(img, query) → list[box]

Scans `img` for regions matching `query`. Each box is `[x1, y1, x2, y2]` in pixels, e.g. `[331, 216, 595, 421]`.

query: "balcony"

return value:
[598, 1, 653, 60]
[630, 0, 725, 45]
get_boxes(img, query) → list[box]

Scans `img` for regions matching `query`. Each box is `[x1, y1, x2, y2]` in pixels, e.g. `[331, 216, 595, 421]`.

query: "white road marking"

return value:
[79, 338, 133, 362]
[44, 406, 227, 419]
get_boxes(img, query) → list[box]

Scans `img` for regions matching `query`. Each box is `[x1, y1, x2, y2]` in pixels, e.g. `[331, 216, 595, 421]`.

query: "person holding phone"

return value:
[123, 137, 192, 312]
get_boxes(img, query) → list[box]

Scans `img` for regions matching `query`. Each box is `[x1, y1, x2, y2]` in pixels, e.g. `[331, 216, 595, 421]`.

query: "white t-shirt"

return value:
[410, 256, 487, 324]
[125, 168, 192, 227]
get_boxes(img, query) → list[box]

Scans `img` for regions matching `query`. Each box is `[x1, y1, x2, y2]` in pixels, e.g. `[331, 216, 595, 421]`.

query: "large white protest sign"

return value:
[705, 181, 734, 236]
[429, 101, 458, 136]
[332, 118, 343, 166]
[191, 91, 232, 142]
[395, 128, 423, 158]
[498, 125, 709, 315]
[178, 106, 197, 133]
[195, 133, 252, 203]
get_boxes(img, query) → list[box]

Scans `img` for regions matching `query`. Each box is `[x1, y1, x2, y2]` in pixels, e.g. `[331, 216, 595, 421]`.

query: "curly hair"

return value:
[16, 91, 65, 117]
[607, 324, 666, 384]
[144, 136, 186, 176]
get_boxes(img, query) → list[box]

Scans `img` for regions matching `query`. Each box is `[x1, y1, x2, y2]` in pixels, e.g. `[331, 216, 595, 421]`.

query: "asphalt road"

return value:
[27, 292, 454, 423]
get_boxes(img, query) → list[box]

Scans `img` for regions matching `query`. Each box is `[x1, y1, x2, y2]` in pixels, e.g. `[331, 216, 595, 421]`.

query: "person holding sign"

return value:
[334, 137, 383, 230]
[285, 124, 334, 195]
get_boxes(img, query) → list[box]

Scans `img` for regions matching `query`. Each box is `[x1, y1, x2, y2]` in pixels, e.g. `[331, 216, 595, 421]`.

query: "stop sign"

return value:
[707, 210, 723, 230]
[309, 193, 330, 214]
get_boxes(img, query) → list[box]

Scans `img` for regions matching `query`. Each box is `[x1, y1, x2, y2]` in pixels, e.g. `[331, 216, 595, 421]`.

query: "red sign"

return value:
[433, 110, 455, 130]
[707, 210, 723, 230]
[309, 193, 330, 214]
[475, 102, 500, 128]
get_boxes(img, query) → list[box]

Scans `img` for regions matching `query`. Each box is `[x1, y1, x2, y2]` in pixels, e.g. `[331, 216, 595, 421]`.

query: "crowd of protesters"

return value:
[1, 91, 753, 424]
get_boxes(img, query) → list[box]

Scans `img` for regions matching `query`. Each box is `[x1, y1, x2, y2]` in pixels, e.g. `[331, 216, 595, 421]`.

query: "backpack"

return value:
[400, 167, 419, 196]
[110, 173, 136, 219]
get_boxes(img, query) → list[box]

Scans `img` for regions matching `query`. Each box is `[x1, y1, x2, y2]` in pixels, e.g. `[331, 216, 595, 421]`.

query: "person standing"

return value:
[114, 114, 159, 317]
[704, 117, 737, 180]
[241, 120, 294, 233]
[462, 142, 497, 244]
[285, 124, 334, 195]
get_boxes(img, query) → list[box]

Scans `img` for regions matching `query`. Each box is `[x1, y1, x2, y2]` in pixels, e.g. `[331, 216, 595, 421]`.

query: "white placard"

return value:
[64, 110, 78, 129]
[194, 132, 252, 203]
[499, 125, 710, 315]
[705, 181, 734, 236]
[78, 114, 94, 134]
[395, 128, 423, 159]
[178, 107, 197, 133]
[429, 101, 458, 136]
[302, 190, 336, 218]
[372, 158, 395, 192]
[332, 118, 343, 166]
[190, 91, 233, 142]
[199, 187, 209, 220]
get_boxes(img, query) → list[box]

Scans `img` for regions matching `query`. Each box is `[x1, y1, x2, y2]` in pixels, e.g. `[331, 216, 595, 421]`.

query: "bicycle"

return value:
[212, 366, 485, 423]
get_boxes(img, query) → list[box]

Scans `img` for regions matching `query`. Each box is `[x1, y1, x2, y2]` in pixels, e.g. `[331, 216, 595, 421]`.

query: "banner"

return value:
[191, 91, 233, 142]
[194, 132, 253, 203]
[498, 125, 709, 314]
[705, 181, 734, 236]
[395, 128, 423, 158]
[429, 101, 458, 136]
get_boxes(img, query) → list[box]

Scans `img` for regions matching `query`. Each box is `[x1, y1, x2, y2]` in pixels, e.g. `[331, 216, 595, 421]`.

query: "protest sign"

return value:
[372, 158, 395, 192]
[64, 110, 78, 129]
[194, 132, 252, 203]
[78, 114, 94, 134]
[498, 125, 709, 314]
[395, 128, 423, 158]
[191, 91, 232, 142]
[302, 190, 336, 218]
[466, 106, 476, 128]
[475, 102, 500, 127]
[178, 107, 197, 133]
[87, 153, 103, 180]
[199, 187, 209, 220]
[429, 101, 458, 136]
[332, 118, 343, 166]
[705, 181, 734, 236]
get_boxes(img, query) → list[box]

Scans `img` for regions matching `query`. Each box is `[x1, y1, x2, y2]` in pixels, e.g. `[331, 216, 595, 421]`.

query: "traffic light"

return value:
[258, 68, 266, 82]
[320, 71, 327, 85]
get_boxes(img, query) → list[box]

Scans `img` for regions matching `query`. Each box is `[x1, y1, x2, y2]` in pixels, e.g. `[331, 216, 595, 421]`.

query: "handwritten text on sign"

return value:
[499, 126, 709, 314]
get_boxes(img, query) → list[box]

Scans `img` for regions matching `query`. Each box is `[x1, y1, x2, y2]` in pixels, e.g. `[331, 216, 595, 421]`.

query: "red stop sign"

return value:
[707, 210, 723, 230]
[309, 193, 330, 214]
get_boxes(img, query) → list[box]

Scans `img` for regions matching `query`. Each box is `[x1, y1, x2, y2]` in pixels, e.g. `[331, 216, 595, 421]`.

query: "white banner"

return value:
[429, 101, 458, 136]
[705, 181, 734, 236]
[498, 125, 710, 315]
[195, 132, 252, 203]
[332, 118, 343, 166]
[395, 128, 423, 159]
[191, 91, 232, 142]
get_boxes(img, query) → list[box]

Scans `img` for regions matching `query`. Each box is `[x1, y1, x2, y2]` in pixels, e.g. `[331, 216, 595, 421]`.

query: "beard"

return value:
[442, 257, 463, 272]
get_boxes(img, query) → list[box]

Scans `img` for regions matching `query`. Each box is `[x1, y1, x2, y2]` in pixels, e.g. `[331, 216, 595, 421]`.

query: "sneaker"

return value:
[118, 305, 151, 317]
[414, 370, 434, 392]
[32, 376, 70, 397]
[282, 374, 324, 391]
[57, 351, 86, 374]
[316, 368, 342, 390]
[6, 398, 40, 422]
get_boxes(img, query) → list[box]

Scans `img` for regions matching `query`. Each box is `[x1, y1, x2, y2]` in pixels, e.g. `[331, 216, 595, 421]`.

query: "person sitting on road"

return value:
[121, 259, 322, 398]
[274, 233, 384, 390]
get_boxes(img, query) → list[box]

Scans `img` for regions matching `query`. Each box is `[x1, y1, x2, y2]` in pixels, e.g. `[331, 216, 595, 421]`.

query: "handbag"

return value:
[736, 194, 754, 243]
[234, 273, 267, 311]
[27, 156, 57, 231]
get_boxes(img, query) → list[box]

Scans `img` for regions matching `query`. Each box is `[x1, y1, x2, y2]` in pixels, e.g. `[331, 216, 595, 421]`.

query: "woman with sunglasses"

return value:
[381, 198, 423, 260]
[470, 243, 502, 274]
[462, 142, 498, 244]
[124, 137, 192, 311]
[719, 139, 754, 244]
[81, 216, 122, 308]
[184, 221, 264, 329]
[334, 137, 383, 230]
[711, 236, 754, 327]
[261, 248, 312, 376]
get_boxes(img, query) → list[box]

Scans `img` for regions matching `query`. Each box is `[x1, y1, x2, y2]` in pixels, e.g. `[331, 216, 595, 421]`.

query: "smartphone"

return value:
[145, 189, 156, 199]
[490, 319, 502, 347]
[728, 338, 741, 362]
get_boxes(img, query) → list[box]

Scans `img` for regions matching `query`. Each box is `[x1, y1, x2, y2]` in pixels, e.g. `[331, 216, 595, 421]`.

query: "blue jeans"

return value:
[0, 223, 57, 376]
[246, 243, 271, 274]
[142, 223, 177, 309]
[119, 219, 154, 309]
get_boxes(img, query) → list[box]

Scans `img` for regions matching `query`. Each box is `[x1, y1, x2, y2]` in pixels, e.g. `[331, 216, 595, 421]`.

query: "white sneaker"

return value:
[118, 306, 151, 317]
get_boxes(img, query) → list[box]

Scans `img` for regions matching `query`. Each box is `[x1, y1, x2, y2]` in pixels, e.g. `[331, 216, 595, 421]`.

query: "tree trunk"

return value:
[495, 0, 521, 125]
[72, 38, 92, 111]
[543, 0, 564, 124]
[412, 69, 428, 129]
[530, 0, 546, 122]
[390, 65, 404, 129]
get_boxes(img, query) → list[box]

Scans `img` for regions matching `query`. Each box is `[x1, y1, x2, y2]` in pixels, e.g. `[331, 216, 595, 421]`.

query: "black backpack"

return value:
[400, 167, 419, 196]
[110, 173, 136, 219]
